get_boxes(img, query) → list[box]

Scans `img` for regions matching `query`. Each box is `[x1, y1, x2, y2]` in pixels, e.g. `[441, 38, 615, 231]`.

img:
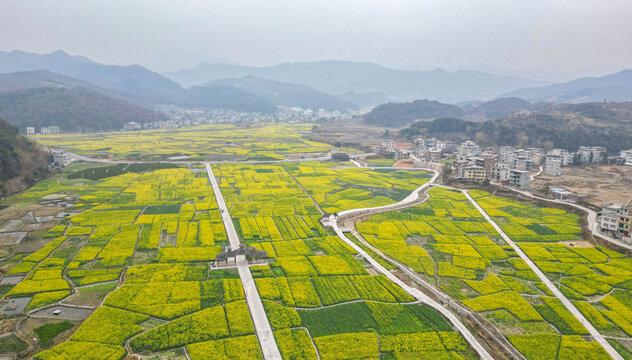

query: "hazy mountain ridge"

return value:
[203, 76, 357, 111]
[0, 117, 50, 198]
[0, 50, 186, 105]
[165, 60, 547, 103]
[186, 85, 278, 113]
[461, 97, 542, 120]
[336, 91, 392, 109]
[501, 69, 632, 103]
[0, 51, 362, 112]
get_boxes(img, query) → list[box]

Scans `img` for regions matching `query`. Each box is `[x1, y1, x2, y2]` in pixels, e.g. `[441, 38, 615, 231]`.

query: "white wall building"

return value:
[544, 156, 562, 176]
[549, 149, 572, 166]
[600, 204, 628, 234]
[512, 156, 532, 171]
[578, 146, 606, 164]
[383, 140, 396, 152]
[509, 169, 530, 189]
[621, 149, 632, 165]
[491, 163, 511, 182]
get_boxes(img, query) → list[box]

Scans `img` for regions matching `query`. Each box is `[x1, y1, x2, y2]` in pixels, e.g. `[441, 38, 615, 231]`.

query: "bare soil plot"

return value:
[532, 165, 632, 207]
[0, 232, 27, 245]
[30, 305, 92, 321]
[64, 282, 116, 307]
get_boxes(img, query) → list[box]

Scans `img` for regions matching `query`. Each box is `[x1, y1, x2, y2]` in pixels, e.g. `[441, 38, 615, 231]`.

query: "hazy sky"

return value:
[1, 0, 631, 74]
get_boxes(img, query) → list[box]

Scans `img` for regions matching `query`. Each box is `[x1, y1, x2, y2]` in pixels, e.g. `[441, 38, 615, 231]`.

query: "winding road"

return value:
[320, 164, 494, 360]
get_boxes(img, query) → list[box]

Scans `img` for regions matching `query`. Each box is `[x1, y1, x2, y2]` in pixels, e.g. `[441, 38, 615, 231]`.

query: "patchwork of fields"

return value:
[36, 123, 332, 161]
[1, 154, 631, 360]
[285, 162, 430, 213]
[214, 163, 478, 360]
[357, 187, 632, 359]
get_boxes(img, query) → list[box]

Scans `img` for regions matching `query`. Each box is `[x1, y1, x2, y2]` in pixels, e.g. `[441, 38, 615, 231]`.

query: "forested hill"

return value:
[399, 103, 632, 152]
[0, 86, 169, 133]
[364, 99, 464, 127]
[0, 118, 50, 198]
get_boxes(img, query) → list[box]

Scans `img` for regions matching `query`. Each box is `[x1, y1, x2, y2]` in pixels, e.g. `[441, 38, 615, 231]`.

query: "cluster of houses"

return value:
[600, 202, 632, 242]
[379, 138, 632, 191]
[25, 126, 60, 135]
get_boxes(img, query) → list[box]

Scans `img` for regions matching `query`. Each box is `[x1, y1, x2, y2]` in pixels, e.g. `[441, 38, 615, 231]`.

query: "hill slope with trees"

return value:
[0, 87, 169, 133]
[0, 118, 50, 198]
[364, 99, 464, 127]
[399, 102, 632, 152]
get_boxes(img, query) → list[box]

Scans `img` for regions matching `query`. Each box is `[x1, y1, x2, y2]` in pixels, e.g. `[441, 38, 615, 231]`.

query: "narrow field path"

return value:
[463, 190, 624, 360]
[281, 166, 324, 215]
[205, 163, 282, 360]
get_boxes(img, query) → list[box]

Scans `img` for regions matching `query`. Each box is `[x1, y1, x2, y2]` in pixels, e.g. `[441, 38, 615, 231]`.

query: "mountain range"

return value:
[501, 69, 632, 103]
[164, 61, 548, 104]
[203, 76, 357, 111]
[0, 71, 169, 132]
[1, 49, 632, 133]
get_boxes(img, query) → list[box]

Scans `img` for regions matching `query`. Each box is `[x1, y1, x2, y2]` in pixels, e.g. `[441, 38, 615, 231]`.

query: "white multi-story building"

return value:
[437, 140, 455, 149]
[549, 149, 572, 166]
[124, 121, 141, 131]
[498, 146, 515, 164]
[52, 151, 74, 167]
[457, 141, 480, 160]
[383, 140, 395, 152]
[512, 156, 532, 171]
[600, 204, 631, 238]
[592, 146, 607, 163]
[578, 146, 606, 164]
[491, 163, 511, 182]
[509, 169, 530, 189]
[26, 127, 35, 135]
[544, 156, 562, 176]
[621, 149, 632, 165]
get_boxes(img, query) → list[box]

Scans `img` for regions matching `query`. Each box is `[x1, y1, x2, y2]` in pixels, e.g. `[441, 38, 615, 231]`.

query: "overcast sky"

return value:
[1, 0, 631, 75]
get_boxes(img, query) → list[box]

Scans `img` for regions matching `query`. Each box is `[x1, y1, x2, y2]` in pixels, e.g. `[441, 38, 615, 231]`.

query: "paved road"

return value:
[530, 165, 543, 181]
[205, 164, 282, 360]
[336, 167, 440, 219]
[322, 215, 493, 360]
[464, 190, 624, 360]
[71, 151, 374, 166]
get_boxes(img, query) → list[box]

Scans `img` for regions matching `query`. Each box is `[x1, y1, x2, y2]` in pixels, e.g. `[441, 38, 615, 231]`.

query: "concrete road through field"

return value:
[464, 190, 624, 360]
[205, 163, 282, 360]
